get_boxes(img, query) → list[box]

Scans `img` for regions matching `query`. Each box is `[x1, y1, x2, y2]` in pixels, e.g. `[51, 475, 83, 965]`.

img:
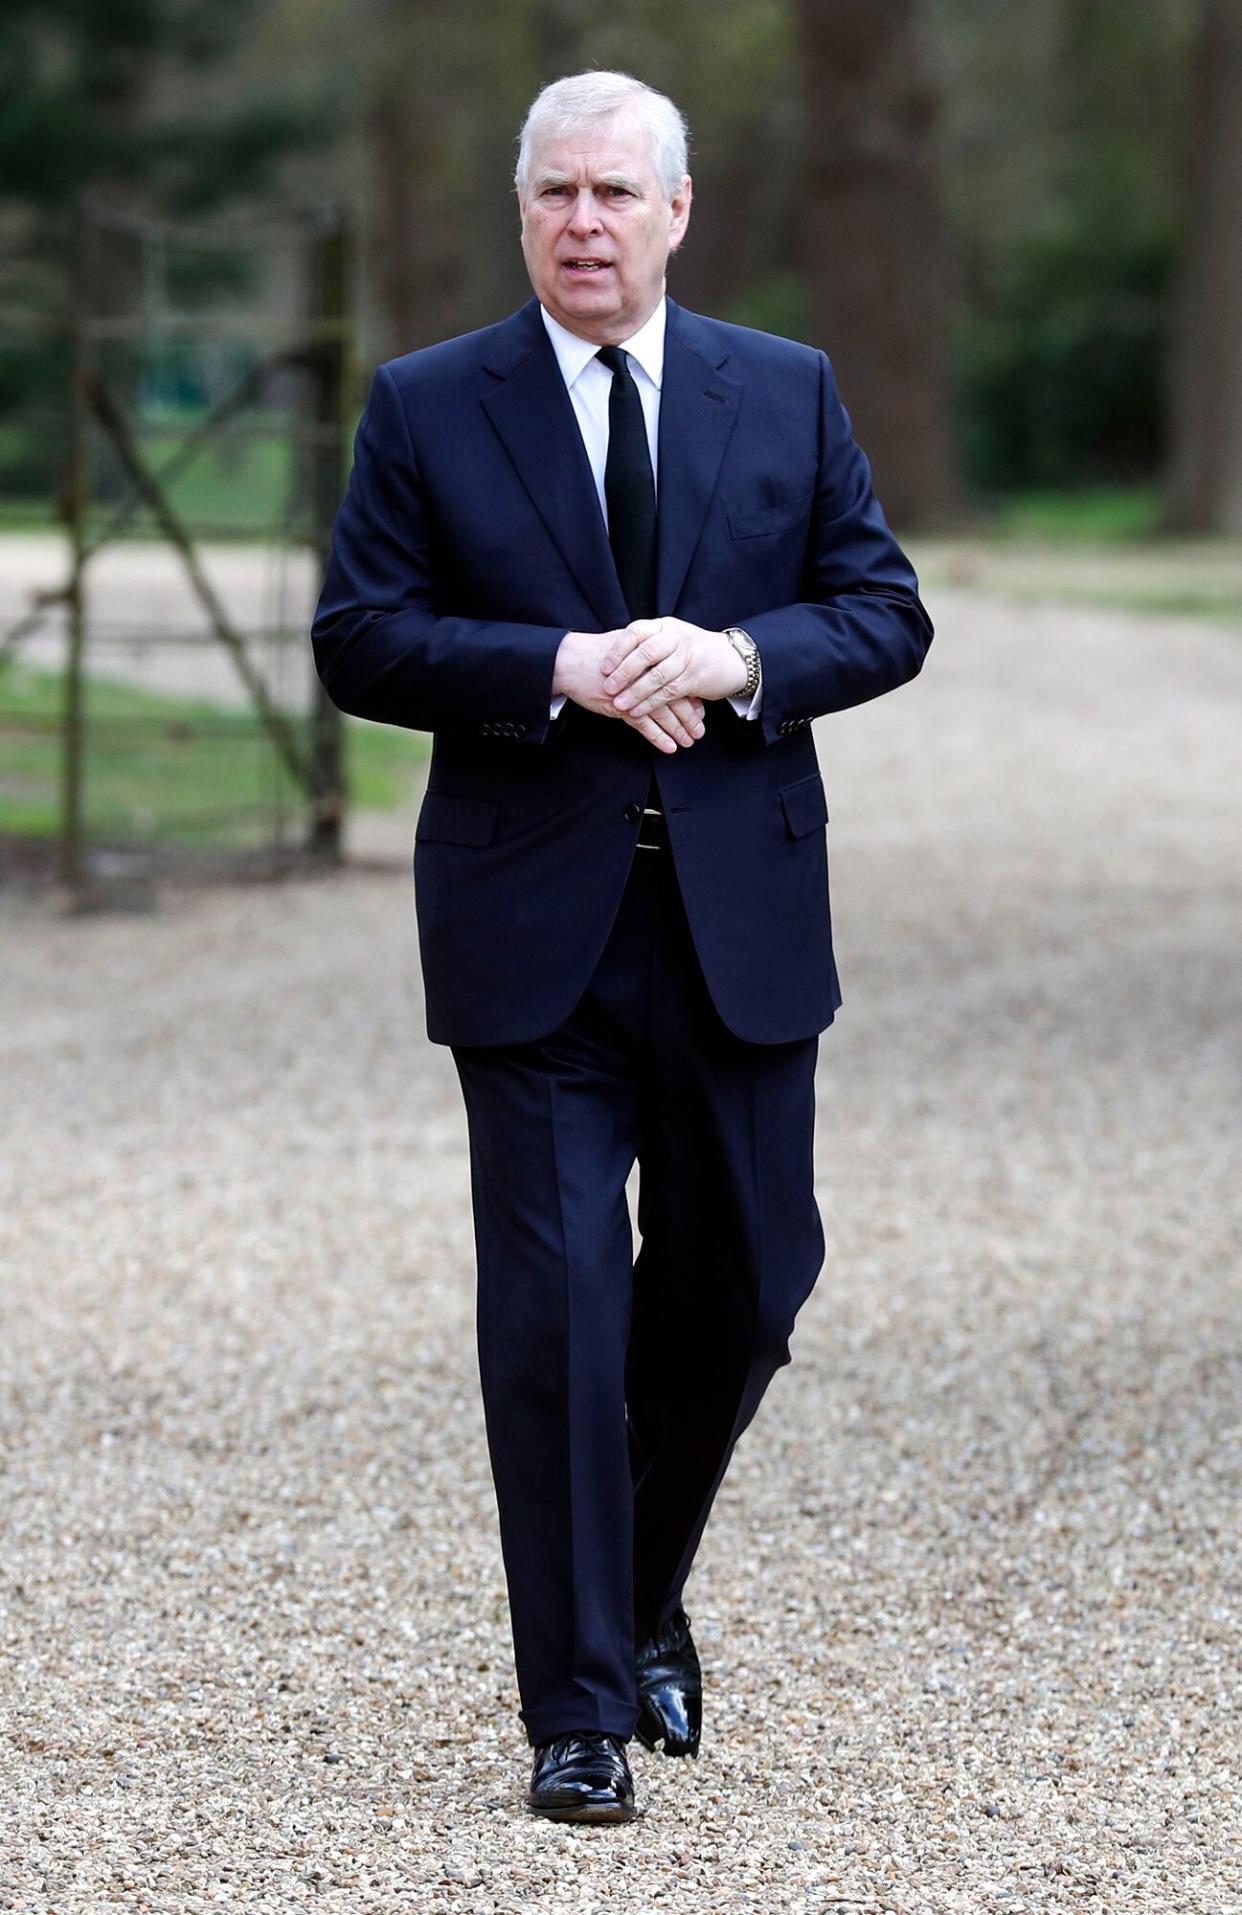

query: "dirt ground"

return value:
[2, 586, 1240, 1913]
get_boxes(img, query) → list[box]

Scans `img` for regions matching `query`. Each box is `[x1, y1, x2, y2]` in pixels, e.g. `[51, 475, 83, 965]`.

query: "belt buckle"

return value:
[635, 804, 666, 851]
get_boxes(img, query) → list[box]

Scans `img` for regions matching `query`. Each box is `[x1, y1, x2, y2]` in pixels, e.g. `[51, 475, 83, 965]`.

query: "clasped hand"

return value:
[553, 617, 747, 754]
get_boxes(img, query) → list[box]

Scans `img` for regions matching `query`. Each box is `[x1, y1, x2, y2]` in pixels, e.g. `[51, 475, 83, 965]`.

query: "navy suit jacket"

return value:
[312, 296, 933, 1047]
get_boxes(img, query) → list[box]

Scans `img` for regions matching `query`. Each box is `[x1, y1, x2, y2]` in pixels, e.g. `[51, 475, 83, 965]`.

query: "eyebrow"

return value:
[533, 170, 645, 195]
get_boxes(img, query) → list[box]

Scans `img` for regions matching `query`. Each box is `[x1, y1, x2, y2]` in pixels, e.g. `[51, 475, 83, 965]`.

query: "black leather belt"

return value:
[635, 804, 668, 851]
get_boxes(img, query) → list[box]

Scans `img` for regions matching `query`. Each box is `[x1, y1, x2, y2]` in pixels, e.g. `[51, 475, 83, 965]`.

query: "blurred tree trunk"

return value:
[366, 0, 472, 354]
[365, 0, 534, 356]
[799, 0, 958, 529]
[1165, 0, 1242, 533]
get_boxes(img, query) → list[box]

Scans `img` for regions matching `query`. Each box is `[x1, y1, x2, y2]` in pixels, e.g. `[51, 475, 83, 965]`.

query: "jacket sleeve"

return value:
[740, 351, 934, 748]
[311, 362, 567, 742]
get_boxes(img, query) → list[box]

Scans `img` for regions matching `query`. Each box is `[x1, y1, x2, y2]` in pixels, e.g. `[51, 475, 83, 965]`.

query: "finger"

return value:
[662, 695, 701, 738]
[617, 656, 689, 715]
[625, 697, 688, 749]
[599, 619, 659, 678]
[604, 630, 674, 696]
[647, 702, 696, 749]
[630, 711, 680, 752]
[670, 695, 705, 738]
[615, 658, 672, 712]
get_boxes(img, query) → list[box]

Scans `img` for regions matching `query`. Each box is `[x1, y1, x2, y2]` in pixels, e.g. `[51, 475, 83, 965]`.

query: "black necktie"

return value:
[597, 345, 656, 620]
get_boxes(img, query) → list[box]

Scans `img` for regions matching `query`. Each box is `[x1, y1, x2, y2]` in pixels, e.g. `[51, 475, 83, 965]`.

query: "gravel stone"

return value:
[1, 590, 1240, 1913]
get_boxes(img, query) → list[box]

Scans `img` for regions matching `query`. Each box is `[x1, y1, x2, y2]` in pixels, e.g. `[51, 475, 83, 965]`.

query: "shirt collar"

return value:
[540, 296, 666, 392]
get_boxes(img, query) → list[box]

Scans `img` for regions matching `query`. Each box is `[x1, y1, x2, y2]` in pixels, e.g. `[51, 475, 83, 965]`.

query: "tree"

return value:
[0, 0, 325, 498]
[934, 0, 1186, 498]
[361, 0, 799, 360]
[0, 0, 321, 229]
[799, 0, 959, 528]
[1165, 0, 1242, 533]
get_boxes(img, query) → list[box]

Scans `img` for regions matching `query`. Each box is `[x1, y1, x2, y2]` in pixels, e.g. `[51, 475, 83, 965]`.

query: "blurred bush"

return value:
[955, 228, 1169, 494]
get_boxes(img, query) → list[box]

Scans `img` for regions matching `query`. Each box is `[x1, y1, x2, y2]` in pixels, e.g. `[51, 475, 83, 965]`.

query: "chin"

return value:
[560, 284, 617, 311]
[555, 299, 620, 332]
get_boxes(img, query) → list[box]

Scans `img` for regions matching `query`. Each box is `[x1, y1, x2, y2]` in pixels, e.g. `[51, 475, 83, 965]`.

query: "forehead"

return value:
[526, 110, 660, 188]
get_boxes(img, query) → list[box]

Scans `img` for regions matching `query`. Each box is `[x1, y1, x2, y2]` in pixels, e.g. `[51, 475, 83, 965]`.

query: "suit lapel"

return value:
[480, 301, 629, 631]
[656, 301, 742, 615]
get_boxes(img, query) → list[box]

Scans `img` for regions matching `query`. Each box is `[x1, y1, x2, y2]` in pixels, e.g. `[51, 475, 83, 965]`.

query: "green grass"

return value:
[986, 486, 1163, 543]
[131, 424, 302, 537]
[0, 662, 427, 847]
[0, 498, 65, 533]
[0, 412, 326, 539]
[910, 525, 1242, 627]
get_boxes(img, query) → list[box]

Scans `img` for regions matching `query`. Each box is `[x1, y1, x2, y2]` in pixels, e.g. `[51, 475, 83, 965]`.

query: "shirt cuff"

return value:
[727, 681, 763, 721]
[553, 689, 760, 720]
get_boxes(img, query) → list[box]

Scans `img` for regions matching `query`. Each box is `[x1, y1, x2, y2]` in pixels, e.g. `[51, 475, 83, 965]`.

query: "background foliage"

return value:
[0, 0, 1236, 525]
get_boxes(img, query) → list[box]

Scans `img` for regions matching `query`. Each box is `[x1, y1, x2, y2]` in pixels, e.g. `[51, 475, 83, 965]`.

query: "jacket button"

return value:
[623, 802, 642, 823]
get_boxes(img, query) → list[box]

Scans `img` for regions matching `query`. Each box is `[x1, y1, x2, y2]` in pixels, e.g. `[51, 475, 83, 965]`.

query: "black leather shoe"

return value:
[528, 1732, 637, 1823]
[634, 1607, 702, 1757]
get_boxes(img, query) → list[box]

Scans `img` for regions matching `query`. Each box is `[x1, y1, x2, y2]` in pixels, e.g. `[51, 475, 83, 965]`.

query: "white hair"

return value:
[515, 71, 690, 202]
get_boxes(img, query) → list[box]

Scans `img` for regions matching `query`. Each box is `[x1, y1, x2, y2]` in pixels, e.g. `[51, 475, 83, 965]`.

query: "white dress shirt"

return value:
[541, 298, 761, 723]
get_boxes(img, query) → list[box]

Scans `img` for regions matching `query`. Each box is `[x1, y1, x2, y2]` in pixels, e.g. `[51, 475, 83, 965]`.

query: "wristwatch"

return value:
[724, 627, 761, 701]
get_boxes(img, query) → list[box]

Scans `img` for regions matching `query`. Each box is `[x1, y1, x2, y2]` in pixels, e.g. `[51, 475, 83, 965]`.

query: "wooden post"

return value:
[306, 204, 350, 861]
[59, 193, 91, 889]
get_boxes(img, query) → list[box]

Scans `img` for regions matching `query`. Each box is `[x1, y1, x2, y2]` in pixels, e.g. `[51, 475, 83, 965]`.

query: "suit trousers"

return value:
[450, 841, 825, 1746]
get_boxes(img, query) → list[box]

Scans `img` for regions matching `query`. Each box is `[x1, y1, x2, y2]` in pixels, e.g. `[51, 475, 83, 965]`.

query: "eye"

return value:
[541, 185, 569, 200]
[606, 186, 633, 199]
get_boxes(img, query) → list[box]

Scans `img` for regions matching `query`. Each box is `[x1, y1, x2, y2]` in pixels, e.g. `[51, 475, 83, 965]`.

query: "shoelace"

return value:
[541, 1731, 625, 1769]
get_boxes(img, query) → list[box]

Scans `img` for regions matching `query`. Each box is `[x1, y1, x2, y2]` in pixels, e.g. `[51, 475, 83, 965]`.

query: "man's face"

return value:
[518, 109, 691, 344]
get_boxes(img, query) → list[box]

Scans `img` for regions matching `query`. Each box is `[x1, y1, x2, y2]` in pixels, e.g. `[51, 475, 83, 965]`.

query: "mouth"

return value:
[561, 258, 611, 273]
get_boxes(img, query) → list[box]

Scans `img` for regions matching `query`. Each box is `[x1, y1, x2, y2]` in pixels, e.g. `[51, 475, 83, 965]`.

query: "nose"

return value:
[567, 189, 603, 237]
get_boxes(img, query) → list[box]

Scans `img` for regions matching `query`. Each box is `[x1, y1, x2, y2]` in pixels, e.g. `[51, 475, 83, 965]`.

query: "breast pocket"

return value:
[727, 490, 814, 542]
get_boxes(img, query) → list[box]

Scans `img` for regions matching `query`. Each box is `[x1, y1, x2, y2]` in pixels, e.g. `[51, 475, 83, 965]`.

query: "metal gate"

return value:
[0, 194, 357, 898]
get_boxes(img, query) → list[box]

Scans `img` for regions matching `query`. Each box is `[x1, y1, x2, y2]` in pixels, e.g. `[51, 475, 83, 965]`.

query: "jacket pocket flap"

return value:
[415, 792, 500, 847]
[728, 490, 813, 540]
[780, 772, 828, 839]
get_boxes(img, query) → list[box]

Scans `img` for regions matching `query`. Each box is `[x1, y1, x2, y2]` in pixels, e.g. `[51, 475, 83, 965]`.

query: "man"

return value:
[312, 70, 932, 1824]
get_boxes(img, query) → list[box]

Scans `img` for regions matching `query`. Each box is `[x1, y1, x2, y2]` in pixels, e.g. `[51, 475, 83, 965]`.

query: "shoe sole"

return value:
[633, 1728, 699, 1757]
[528, 1798, 637, 1824]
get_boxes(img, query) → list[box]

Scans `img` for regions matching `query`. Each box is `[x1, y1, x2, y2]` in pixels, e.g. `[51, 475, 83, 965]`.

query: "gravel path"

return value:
[2, 590, 1240, 1913]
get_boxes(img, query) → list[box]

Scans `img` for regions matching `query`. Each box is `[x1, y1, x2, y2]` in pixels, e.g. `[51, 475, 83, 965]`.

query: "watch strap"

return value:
[724, 627, 761, 700]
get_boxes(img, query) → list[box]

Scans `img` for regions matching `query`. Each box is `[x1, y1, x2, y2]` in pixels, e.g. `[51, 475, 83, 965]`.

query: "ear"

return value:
[668, 174, 692, 252]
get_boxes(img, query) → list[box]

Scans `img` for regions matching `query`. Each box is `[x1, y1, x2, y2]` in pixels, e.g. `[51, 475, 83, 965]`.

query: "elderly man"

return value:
[312, 70, 932, 1823]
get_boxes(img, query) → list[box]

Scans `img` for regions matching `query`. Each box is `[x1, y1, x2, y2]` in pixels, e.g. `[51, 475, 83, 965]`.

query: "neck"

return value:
[543, 291, 664, 348]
